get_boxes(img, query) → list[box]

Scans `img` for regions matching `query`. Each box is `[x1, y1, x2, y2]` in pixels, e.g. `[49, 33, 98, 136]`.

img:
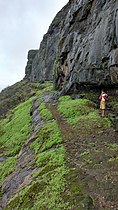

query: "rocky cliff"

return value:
[0, 2, 118, 209]
[25, 0, 118, 94]
[25, 3, 69, 82]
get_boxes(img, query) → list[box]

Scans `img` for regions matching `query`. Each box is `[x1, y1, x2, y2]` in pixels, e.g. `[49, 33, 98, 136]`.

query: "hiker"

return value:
[99, 90, 108, 117]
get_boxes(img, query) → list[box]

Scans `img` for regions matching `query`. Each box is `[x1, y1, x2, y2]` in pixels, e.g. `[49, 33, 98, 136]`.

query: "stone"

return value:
[25, 50, 38, 79]
[109, 48, 118, 84]
[42, 92, 58, 103]
[25, 0, 118, 93]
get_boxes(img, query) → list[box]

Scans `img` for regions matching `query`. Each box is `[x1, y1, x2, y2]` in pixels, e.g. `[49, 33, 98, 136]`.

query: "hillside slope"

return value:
[0, 80, 48, 119]
[0, 82, 118, 210]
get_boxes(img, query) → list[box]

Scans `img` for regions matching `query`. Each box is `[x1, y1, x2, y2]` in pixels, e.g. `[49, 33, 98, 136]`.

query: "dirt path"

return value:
[47, 103, 79, 165]
[47, 103, 118, 210]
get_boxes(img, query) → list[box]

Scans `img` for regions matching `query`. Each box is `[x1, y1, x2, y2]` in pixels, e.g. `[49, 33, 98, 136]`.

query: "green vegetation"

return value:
[7, 152, 69, 209]
[108, 96, 118, 111]
[58, 96, 111, 133]
[0, 81, 55, 186]
[0, 80, 54, 119]
[35, 146, 65, 167]
[0, 98, 31, 156]
[6, 101, 92, 210]
[32, 157, 69, 210]
[100, 58, 109, 69]
[0, 80, 34, 119]
[107, 143, 118, 151]
[1, 83, 117, 210]
[6, 106, 70, 210]
[65, 168, 94, 209]
[7, 165, 69, 210]
[79, 150, 90, 157]
[35, 81, 54, 96]
[0, 157, 17, 185]
[38, 103, 53, 121]
[108, 156, 118, 164]
[30, 120, 62, 153]
[58, 96, 95, 118]
[79, 90, 98, 102]
[7, 153, 70, 209]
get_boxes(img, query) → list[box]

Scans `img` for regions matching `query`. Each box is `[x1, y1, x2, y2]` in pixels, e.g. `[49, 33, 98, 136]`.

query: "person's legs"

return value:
[102, 109, 105, 117]
[100, 101, 105, 117]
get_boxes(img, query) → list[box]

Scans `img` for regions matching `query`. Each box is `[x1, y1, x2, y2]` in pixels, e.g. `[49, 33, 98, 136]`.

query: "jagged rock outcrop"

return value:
[25, 0, 118, 94]
[26, 4, 69, 82]
[25, 50, 38, 79]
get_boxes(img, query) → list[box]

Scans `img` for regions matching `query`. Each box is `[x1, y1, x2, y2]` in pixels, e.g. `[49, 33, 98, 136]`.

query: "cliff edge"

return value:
[25, 0, 118, 94]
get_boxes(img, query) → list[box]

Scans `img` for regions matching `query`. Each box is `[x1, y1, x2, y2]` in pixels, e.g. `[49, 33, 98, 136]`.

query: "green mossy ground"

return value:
[6, 102, 70, 210]
[0, 98, 32, 188]
[0, 80, 54, 119]
[0, 157, 17, 185]
[58, 96, 111, 134]
[0, 98, 32, 156]
[38, 102, 54, 121]
[0, 83, 118, 210]
[0, 82, 54, 193]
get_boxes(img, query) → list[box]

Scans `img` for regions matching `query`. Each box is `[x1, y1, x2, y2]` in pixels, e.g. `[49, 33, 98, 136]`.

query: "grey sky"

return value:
[0, 0, 68, 91]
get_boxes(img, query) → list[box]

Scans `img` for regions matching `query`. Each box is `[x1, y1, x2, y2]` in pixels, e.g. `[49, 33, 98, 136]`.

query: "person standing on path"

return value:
[99, 90, 108, 117]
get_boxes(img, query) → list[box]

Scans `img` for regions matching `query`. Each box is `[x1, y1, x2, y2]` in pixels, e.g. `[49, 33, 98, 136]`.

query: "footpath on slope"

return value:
[47, 102, 118, 210]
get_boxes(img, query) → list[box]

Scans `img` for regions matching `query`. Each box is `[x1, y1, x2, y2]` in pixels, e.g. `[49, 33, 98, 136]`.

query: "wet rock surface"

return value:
[25, 0, 118, 93]
[25, 50, 38, 79]
[0, 92, 59, 209]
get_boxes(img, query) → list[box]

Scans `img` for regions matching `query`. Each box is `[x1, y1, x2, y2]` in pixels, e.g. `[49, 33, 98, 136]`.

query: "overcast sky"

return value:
[0, 0, 68, 91]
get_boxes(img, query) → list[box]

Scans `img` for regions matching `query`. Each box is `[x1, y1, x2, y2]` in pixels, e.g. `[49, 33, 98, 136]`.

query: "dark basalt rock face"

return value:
[25, 50, 38, 79]
[25, 0, 118, 94]
[25, 4, 69, 82]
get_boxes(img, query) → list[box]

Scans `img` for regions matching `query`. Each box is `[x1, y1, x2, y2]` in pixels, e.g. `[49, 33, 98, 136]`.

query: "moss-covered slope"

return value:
[0, 83, 118, 210]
